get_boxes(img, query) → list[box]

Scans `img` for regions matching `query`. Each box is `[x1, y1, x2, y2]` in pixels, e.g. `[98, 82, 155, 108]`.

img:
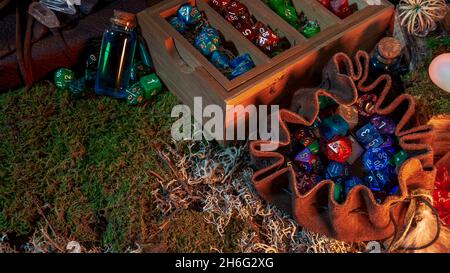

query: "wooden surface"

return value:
[138, 0, 394, 141]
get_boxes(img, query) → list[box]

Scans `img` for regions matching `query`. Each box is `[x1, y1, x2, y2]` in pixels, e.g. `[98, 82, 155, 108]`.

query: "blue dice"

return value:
[362, 147, 389, 171]
[345, 177, 364, 195]
[364, 171, 389, 191]
[169, 16, 188, 33]
[320, 115, 349, 141]
[211, 51, 231, 70]
[355, 123, 383, 149]
[325, 161, 348, 179]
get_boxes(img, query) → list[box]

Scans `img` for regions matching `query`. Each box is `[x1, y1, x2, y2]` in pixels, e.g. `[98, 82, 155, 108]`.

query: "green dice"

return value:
[54, 68, 75, 90]
[390, 150, 409, 168]
[139, 73, 162, 99]
[126, 83, 144, 106]
[334, 182, 343, 203]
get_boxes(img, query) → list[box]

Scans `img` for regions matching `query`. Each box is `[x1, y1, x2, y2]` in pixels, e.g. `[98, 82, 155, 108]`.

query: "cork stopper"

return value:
[111, 10, 136, 29]
[377, 37, 402, 60]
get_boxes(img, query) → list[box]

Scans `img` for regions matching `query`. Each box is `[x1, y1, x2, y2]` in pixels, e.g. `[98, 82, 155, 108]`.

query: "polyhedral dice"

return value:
[132, 62, 153, 79]
[308, 140, 320, 155]
[389, 150, 408, 169]
[346, 135, 364, 164]
[356, 94, 377, 117]
[210, 0, 232, 14]
[178, 4, 202, 25]
[334, 182, 344, 203]
[325, 161, 346, 179]
[140, 74, 162, 99]
[389, 185, 400, 195]
[294, 148, 313, 173]
[337, 105, 358, 129]
[229, 53, 255, 79]
[326, 136, 353, 163]
[211, 50, 231, 70]
[310, 154, 324, 173]
[194, 27, 221, 56]
[291, 127, 315, 147]
[362, 147, 389, 171]
[235, 19, 257, 42]
[301, 20, 321, 38]
[269, 0, 299, 28]
[320, 115, 349, 141]
[254, 22, 280, 52]
[364, 171, 389, 191]
[330, 0, 352, 19]
[68, 78, 86, 99]
[126, 83, 144, 105]
[370, 115, 396, 135]
[380, 135, 397, 156]
[355, 123, 383, 149]
[297, 173, 321, 194]
[224, 1, 249, 26]
[344, 177, 363, 195]
[54, 68, 75, 89]
[169, 16, 188, 33]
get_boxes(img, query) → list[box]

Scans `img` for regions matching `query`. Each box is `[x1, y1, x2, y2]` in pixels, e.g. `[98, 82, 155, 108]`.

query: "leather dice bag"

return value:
[0, 0, 147, 91]
[250, 51, 439, 249]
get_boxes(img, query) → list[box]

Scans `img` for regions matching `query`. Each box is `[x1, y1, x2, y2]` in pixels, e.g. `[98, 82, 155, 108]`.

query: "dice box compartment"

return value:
[138, 0, 394, 140]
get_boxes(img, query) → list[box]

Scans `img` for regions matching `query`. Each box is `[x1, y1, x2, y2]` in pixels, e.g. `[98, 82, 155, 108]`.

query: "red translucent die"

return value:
[254, 21, 280, 52]
[210, 0, 232, 13]
[326, 136, 353, 163]
[235, 19, 257, 41]
[330, 0, 352, 19]
[224, 1, 250, 26]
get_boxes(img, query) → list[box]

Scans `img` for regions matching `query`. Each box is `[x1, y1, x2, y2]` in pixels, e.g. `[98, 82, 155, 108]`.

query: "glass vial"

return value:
[369, 37, 403, 79]
[95, 10, 138, 99]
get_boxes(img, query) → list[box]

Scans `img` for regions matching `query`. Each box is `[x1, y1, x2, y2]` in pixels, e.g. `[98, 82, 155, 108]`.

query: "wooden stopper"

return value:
[378, 37, 402, 60]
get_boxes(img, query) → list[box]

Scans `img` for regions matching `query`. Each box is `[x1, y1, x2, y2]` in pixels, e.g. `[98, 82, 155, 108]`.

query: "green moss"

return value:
[402, 36, 450, 117]
[0, 82, 180, 251]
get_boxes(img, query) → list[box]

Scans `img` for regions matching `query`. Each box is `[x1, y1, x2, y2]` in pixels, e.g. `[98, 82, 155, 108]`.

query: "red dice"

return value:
[224, 1, 250, 26]
[254, 21, 280, 52]
[235, 19, 257, 42]
[330, 0, 351, 19]
[326, 136, 353, 163]
[210, 0, 232, 14]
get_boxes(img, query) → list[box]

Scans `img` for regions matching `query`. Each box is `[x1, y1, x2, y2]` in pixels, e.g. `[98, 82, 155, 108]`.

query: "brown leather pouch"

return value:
[250, 51, 436, 242]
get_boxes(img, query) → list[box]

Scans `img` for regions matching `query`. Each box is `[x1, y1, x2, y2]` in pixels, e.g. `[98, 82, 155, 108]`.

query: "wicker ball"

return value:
[398, 0, 448, 37]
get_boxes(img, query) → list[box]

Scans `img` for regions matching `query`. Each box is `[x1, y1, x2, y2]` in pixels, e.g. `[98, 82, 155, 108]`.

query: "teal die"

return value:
[126, 83, 144, 105]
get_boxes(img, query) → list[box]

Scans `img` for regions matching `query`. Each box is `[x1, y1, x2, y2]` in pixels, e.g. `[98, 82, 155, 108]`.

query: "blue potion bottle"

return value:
[95, 10, 138, 99]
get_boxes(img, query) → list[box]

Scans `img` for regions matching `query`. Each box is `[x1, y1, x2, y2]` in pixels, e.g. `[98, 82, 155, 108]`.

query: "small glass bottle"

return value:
[95, 10, 138, 99]
[369, 37, 403, 79]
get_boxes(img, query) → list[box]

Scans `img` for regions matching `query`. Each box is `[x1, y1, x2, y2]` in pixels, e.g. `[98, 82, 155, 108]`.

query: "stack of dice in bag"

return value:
[317, 0, 357, 19]
[209, 0, 291, 57]
[169, 4, 256, 79]
[264, 0, 321, 38]
[287, 94, 409, 204]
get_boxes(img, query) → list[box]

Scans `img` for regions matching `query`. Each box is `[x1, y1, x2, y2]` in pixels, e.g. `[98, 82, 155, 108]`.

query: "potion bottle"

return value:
[370, 37, 409, 94]
[369, 37, 403, 79]
[95, 10, 138, 99]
